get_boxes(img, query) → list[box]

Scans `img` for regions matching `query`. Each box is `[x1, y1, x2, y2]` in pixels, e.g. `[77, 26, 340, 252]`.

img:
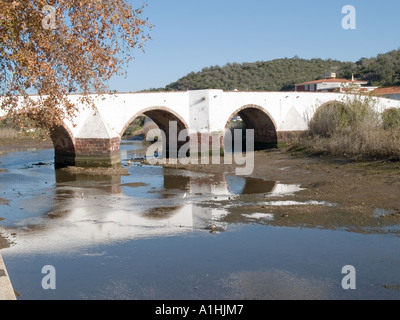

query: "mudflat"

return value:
[160, 149, 400, 234]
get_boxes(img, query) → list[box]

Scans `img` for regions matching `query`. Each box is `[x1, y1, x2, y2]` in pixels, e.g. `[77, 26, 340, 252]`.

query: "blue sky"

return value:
[109, 0, 400, 92]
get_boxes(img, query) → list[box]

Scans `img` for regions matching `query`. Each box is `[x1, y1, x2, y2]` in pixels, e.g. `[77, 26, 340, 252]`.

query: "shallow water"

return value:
[0, 141, 400, 300]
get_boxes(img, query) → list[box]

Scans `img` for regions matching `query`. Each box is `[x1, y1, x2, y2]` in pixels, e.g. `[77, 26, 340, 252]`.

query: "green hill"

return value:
[150, 49, 400, 92]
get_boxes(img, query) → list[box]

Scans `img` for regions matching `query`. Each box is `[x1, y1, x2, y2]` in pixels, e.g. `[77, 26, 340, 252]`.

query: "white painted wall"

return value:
[2, 91, 400, 138]
[219, 91, 400, 132]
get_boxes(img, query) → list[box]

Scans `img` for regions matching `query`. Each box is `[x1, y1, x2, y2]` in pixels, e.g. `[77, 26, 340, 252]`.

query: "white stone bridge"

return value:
[2, 90, 400, 167]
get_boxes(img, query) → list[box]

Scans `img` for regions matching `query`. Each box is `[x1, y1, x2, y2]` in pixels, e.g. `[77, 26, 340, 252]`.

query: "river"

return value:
[0, 140, 400, 300]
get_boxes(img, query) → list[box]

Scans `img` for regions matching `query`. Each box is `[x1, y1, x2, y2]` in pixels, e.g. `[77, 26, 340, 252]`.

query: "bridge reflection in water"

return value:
[2, 164, 297, 255]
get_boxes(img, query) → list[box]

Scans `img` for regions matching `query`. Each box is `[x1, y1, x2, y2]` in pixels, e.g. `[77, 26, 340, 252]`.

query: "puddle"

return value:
[224, 175, 305, 200]
[225, 175, 276, 194]
[242, 213, 274, 221]
[372, 208, 400, 218]
[267, 183, 305, 197]
[263, 200, 338, 207]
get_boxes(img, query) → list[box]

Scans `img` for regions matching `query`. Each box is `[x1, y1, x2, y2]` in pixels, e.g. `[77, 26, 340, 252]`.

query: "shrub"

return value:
[303, 93, 400, 159]
[382, 108, 400, 130]
[309, 101, 353, 137]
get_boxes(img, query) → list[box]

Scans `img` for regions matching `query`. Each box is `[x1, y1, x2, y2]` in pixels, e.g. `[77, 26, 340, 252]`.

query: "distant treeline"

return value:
[145, 49, 400, 92]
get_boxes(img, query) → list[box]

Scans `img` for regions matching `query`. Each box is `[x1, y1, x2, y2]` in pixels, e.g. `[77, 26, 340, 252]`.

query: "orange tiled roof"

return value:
[373, 86, 400, 95]
[296, 78, 367, 86]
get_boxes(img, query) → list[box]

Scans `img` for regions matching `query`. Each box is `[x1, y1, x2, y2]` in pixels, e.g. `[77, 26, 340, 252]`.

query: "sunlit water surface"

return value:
[0, 141, 399, 300]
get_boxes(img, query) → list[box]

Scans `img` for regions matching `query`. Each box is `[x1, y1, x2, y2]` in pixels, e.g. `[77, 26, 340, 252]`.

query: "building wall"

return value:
[295, 85, 306, 91]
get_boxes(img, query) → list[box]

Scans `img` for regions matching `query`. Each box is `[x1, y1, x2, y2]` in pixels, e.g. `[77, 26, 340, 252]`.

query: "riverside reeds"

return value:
[0, 127, 20, 139]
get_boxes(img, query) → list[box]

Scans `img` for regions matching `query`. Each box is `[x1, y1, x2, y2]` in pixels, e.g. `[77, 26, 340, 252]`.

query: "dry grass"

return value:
[0, 124, 49, 143]
[0, 127, 20, 139]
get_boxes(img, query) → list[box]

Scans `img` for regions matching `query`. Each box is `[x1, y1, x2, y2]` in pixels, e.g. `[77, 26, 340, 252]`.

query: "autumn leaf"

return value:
[0, 0, 152, 131]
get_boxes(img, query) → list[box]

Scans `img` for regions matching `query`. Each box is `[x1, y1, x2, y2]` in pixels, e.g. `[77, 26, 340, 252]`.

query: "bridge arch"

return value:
[121, 106, 190, 157]
[50, 125, 76, 168]
[310, 100, 353, 137]
[0, 113, 76, 168]
[225, 104, 278, 150]
[120, 106, 189, 138]
[316, 100, 348, 111]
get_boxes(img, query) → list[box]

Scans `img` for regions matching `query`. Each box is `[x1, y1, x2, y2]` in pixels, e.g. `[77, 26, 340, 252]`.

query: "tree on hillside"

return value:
[359, 50, 400, 86]
[162, 49, 400, 93]
[0, 0, 152, 130]
[165, 58, 351, 92]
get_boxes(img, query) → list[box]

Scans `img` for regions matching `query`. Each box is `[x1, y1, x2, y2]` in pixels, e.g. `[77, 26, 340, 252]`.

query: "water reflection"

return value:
[226, 175, 276, 194]
[55, 170, 123, 194]
[3, 163, 299, 255]
[4, 146, 400, 300]
[0, 143, 304, 255]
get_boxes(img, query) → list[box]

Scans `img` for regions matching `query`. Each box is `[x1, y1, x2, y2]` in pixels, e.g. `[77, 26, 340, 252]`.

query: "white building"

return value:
[295, 73, 374, 93]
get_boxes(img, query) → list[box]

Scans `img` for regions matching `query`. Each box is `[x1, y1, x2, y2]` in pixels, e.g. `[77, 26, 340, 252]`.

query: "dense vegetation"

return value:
[149, 49, 400, 92]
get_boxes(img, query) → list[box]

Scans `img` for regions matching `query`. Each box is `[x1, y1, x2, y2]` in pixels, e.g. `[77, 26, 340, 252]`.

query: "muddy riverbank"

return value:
[160, 148, 400, 209]
[156, 148, 400, 235]
[1, 140, 400, 250]
[0, 138, 52, 156]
